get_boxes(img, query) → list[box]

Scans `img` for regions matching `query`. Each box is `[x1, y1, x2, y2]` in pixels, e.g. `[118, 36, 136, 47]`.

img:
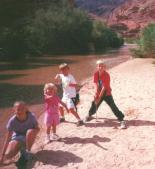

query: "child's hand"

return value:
[94, 97, 100, 105]
[94, 94, 99, 101]
[55, 74, 60, 79]
[66, 108, 70, 114]
[55, 74, 61, 84]
[0, 155, 4, 164]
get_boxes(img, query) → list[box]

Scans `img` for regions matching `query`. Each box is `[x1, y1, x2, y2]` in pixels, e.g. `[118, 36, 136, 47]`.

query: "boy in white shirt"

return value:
[55, 63, 84, 126]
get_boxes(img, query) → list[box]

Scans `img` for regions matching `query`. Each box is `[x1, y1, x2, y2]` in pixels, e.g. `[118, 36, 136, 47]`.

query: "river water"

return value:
[0, 44, 135, 108]
[48, 43, 135, 83]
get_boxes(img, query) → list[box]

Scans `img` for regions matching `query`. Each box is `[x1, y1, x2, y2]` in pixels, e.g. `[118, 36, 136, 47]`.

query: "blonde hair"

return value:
[59, 63, 69, 70]
[96, 60, 105, 65]
[44, 83, 57, 93]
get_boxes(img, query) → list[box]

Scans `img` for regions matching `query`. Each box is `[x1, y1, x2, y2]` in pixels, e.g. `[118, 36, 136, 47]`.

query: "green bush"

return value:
[135, 23, 155, 58]
[92, 21, 124, 51]
[0, 0, 66, 59]
[26, 5, 93, 55]
[0, 0, 124, 59]
[0, 27, 28, 60]
[0, 0, 32, 60]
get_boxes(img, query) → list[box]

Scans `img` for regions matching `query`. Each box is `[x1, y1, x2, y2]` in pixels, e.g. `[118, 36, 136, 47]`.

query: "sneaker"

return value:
[25, 152, 34, 161]
[77, 120, 84, 126]
[51, 134, 60, 141]
[16, 154, 27, 167]
[60, 117, 65, 122]
[21, 150, 34, 161]
[85, 115, 92, 122]
[120, 120, 127, 129]
[44, 136, 51, 144]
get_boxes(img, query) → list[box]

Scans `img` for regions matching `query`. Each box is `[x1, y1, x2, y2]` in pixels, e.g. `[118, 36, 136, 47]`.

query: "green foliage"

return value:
[0, 27, 27, 60]
[0, 0, 124, 60]
[26, 5, 93, 55]
[0, 0, 33, 60]
[124, 37, 137, 44]
[92, 21, 124, 51]
[134, 23, 155, 58]
[0, 0, 62, 59]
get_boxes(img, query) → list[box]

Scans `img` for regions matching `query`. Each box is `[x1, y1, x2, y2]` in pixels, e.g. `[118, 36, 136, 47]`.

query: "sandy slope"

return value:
[1, 58, 155, 169]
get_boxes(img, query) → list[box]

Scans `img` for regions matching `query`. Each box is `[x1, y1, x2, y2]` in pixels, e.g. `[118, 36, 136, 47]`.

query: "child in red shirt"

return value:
[85, 60, 126, 129]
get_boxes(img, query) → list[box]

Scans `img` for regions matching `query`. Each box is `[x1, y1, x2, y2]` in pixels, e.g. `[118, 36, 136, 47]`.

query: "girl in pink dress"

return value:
[44, 83, 69, 143]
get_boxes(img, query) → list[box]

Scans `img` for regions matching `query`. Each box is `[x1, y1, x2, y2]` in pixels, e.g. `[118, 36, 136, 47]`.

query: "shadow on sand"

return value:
[84, 117, 155, 128]
[25, 150, 83, 169]
[0, 143, 83, 169]
[60, 135, 110, 150]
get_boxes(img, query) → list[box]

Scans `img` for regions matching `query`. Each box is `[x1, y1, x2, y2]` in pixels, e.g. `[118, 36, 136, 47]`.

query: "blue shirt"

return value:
[6, 112, 38, 136]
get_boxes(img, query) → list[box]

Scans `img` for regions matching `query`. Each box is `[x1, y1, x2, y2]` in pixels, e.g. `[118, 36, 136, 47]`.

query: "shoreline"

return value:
[0, 45, 133, 154]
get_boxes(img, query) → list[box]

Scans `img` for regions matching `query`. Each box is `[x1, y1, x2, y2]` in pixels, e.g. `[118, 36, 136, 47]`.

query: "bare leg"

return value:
[46, 126, 51, 135]
[70, 108, 81, 120]
[51, 124, 60, 140]
[59, 106, 64, 118]
[52, 124, 56, 134]
[5, 140, 21, 159]
[26, 129, 38, 151]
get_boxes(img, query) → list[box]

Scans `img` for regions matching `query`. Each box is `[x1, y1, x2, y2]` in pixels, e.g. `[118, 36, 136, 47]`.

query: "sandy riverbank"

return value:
[1, 57, 155, 169]
[0, 44, 133, 149]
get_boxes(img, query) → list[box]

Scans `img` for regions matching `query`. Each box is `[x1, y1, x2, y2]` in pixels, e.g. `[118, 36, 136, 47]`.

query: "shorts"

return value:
[61, 97, 75, 109]
[44, 112, 60, 127]
[11, 134, 26, 150]
[12, 134, 26, 143]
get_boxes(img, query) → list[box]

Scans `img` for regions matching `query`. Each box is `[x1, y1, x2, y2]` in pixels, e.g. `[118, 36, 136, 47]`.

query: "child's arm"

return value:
[44, 94, 53, 100]
[44, 91, 53, 100]
[59, 101, 69, 113]
[54, 74, 62, 85]
[75, 82, 87, 92]
[94, 83, 105, 104]
[0, 131, 13, 163]
[32, 115, 40, 132]
[94, 83, 99, 99]
[97, 86, 105, 103]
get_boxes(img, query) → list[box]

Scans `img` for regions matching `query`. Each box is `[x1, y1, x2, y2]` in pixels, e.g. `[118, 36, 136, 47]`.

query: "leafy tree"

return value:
[0, 0, 62, 59]
[92, 21, 123, 51]
[0, 0, 124, 60]
[140, 23, 155, 57]
[26, 5, 93, 55]
[133, 23, 155, 58]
